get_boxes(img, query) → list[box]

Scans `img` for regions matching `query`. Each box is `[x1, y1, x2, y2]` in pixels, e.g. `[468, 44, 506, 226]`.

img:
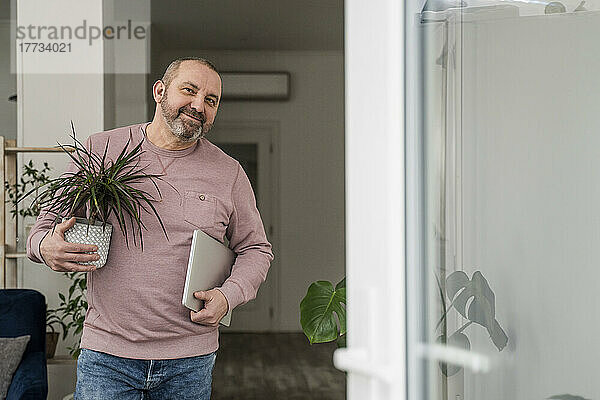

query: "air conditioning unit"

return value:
[221, 72, 290, 101]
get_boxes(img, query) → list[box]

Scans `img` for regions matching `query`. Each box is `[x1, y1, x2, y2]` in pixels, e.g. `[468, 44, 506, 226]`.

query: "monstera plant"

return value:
[302, 273, 588, 400]
[436, 270, 508, 376]
[300, 278, 346, 347]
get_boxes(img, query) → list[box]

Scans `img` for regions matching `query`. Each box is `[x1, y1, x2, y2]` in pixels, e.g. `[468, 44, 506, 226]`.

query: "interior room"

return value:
[6, 0, 598, 399]
[0, 1, 346, 399]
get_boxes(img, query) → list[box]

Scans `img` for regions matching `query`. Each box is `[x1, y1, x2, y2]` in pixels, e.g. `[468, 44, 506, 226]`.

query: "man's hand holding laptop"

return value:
[190, 288, 229, 327]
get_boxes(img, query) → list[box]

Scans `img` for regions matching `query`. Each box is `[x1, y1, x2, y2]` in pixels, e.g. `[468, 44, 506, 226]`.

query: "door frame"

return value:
[333, 0, 407, 399]
[209, 119, 281, 331]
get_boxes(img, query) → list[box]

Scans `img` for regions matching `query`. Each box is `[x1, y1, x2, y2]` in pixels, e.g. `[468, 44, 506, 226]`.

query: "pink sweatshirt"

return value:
[27, 122, 273, 359]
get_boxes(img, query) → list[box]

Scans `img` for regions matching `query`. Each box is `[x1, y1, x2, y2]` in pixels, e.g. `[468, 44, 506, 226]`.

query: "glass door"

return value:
[406, 1, 600, 399]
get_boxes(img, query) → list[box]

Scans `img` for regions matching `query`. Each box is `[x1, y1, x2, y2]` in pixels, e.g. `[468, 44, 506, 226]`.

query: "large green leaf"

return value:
[446, 271, 508, 351]
[300, 278, 346, 344]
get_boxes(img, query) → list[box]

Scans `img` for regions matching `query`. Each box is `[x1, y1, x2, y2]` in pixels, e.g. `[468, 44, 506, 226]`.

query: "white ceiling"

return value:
[1, 1, 343, 50]
[151, 0, 344, 51]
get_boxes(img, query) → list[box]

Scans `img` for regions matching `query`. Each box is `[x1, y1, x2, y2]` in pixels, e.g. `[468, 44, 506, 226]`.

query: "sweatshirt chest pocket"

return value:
[183, 190, 217, 229]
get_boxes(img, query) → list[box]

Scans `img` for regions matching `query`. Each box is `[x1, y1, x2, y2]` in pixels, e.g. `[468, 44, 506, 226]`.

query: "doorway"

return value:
[209, 120, 280, 332]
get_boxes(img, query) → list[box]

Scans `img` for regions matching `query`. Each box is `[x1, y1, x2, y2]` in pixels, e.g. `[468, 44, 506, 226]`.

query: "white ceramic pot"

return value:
[62, 217, 112, 268]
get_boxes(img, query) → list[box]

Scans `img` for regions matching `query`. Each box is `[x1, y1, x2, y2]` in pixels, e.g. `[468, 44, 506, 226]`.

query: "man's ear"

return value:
[152, 80, 166, 103]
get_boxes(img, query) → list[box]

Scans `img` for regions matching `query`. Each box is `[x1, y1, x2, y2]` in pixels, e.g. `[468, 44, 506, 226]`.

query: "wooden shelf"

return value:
[1, 138, 72, 288]
[5, 146, 66, 153]
[6, 252, 27, 259]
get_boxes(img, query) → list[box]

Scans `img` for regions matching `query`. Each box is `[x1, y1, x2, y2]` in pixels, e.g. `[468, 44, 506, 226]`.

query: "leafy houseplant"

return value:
[52, 272, 88, 359]
[4, 160, 52, 219]
[4, 160, 52, 244]
[300, 278, 346, 348]
[19, 122, 174, 267]
[45, 306, 64, 359]
[3, 161, 66, 357]
[4, 160, 89, 358]
[44, 273, 88, 359]
[301, 275, 587, 399]
[300, 271, 508, 362]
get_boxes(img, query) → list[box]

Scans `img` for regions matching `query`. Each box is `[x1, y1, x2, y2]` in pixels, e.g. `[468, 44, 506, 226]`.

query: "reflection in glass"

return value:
[408, 1, 600, 399]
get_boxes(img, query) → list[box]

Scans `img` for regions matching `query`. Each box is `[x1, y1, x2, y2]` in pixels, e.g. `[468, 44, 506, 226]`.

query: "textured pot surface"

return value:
[46, 332, 59, 359]
[63, 217, 112, 268]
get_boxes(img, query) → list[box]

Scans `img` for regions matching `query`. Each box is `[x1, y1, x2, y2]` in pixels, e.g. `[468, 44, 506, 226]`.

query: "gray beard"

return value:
[165, 115, 205, 142]
[160, 93, 212, 142]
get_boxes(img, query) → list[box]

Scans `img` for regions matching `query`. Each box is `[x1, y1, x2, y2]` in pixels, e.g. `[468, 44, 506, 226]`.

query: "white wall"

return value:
[17, 0, 105, 358]
[19, 74, 104, 359]
[451, 11, 600, 400]
[103, 0, 149, 127]
[16, 0, 150, 362]
[111, 73, 147, 126]
[0, 21, 16, 140]
[153, 50, 346, 331]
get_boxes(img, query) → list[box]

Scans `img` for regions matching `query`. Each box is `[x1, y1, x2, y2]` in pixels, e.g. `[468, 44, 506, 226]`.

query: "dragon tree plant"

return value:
[19, 121, 175, 251]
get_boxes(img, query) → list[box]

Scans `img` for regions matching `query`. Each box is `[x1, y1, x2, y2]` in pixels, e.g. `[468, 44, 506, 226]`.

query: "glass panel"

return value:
[407, 1, 600, 399]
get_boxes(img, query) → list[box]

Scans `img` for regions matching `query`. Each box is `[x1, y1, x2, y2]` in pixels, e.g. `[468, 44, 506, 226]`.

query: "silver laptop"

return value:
[182, 229, 235, 327]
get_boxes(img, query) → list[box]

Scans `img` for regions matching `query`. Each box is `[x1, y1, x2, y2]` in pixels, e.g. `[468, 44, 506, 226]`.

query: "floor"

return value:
[212, 333, 346, 400]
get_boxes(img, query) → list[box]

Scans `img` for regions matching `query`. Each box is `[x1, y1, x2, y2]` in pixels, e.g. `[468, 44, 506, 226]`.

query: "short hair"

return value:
[161, 57, 220, 89]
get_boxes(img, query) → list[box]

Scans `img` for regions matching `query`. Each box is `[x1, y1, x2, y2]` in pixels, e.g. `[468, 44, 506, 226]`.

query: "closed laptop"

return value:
[182, 229, 235, 327]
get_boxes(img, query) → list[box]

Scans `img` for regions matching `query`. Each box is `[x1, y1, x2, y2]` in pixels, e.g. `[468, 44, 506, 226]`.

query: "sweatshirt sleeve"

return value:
[26, 137, 91, 265]
[216, 163, 274, 312]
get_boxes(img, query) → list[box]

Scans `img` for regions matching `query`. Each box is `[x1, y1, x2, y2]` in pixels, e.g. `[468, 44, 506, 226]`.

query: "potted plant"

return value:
[53, 272, 88, 359]
[4, 160, 52, 244]
[299, 271, 508, 367]
[42, 272, 88, 359]
[45, 306, 64, 359]
[300, 277, 346, 348]
[19, 122, 174, 267]
[4, 161, 68, 358]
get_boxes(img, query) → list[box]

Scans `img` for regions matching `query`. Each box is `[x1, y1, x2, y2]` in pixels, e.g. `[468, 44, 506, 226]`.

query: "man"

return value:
[26, 57, 274, 399]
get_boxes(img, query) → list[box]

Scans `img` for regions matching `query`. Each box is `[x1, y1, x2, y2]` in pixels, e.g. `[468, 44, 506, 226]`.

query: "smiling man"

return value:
[152, 59, 220, 145]
[26, 57, 274, 399]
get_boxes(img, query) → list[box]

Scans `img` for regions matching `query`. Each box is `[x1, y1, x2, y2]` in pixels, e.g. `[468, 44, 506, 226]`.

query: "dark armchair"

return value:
[0, 289, 48, 400]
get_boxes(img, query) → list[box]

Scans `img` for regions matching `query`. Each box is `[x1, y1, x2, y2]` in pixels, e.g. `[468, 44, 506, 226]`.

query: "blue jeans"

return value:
[74, 348, 217, 400]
